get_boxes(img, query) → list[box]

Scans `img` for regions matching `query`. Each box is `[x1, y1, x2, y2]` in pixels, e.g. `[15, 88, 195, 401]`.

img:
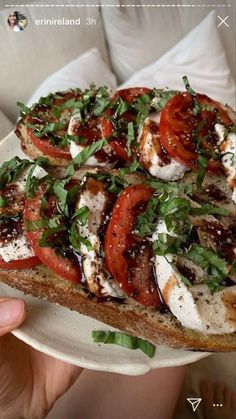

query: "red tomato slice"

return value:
[108, 88, 152, 162]
[24, 187, 81, 284]
[104, 184, 160, 308]
[28, 129, 72, 160]
[25, 90, 82, 160]
[159, 92, 233, 170]
[0, 256, 40, 270]
[113, 87, 151, 103]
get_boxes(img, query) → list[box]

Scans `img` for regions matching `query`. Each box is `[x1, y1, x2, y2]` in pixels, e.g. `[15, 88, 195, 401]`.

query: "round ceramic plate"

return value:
[0, 133, 209, 374]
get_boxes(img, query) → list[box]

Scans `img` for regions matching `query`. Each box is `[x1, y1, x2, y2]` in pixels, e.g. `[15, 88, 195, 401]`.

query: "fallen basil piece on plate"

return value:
[92, 331, 156, 358]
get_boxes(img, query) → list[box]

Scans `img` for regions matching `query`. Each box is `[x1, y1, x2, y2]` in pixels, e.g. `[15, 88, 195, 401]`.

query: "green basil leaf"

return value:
[73, 206, 90, 225]
[182, 75, 196, 96]
[25, 157, 49, 197]
[25, 219, 49, 231]
[0, 196, 6, 208]
[186, 244, 229, 276]
[17, 101, 31, 115]
[196, 154, 207, 189]
[190, 204, 229, 216]
[151, 89, 177, 113]
[69, 221, 92, 252]
[114, 98, 130, 116]
[136, 197, 158, 237]
[0, 157, 31, 190]
[127, 122, 135, 157]
[160, 198, 190, 217]
[92, 331, 156, 358]
[73, 138, 108, 167]
[53, 179, 69, 217]
[39, 226, 67, 247]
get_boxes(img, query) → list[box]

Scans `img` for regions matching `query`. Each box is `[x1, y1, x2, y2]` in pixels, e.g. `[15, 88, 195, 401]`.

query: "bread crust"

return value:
[0, 265, 235, 352]
[15, 119, 70, 166]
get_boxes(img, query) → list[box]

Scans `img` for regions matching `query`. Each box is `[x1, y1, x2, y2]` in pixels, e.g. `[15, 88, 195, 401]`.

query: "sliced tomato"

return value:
[113, 87, 151, 103]
[159, 92, 233, 170]
[0, 256, 40, 270]
[25, 90, 81, 160]
[24, 187, 81, 284]
[107, 88, 152, 162]
[28, 129, 72, 160]
[104, 184, 160, 308]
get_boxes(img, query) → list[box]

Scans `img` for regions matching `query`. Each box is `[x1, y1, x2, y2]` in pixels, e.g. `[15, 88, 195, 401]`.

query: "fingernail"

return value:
[0, 299, 25, 328]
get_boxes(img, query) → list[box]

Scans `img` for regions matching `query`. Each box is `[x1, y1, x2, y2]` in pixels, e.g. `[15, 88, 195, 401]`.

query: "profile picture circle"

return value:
[8, 11, 28, 32]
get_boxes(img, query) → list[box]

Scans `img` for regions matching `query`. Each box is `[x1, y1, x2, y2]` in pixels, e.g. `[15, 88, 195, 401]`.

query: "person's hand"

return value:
[0, 297, 83, 419]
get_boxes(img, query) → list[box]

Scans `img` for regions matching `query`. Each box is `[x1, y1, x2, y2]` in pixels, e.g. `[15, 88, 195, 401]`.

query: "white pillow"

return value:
[0, 109, 14, 140]
[28, 48, 117, 106]
[120, 12, 235, 108]
[0, 3, 110, 121]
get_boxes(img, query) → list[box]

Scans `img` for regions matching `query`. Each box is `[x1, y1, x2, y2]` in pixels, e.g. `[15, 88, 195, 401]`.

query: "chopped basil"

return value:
[65, 163, 75, 178]
[69, 221, 92, 252]
[33, 121, 66, 137]
[190, 204, 229, 216]
[92, 172, 128, 194]
[231, 125, 236, 134]
[25, 219, 52, 231]
[147, 180, 192, 198]
[39, 226, 67, 247]
[182, 75, 196, 96]
[73, 138, 108, 167]
[186, 244, 229, 277]
[153, 233, 183, 257]
[127, 122, 135, 157]
[0, 196, 6, 208]
[151, 89, 177, 113]
[72, 206, 90, 225]
[182, 75, 200, 115]
[136, 197, 158, 237]
[114, 98, 130, 116]
[196, 154, 207, 189]
[92, 331, 156, 358]
[17, 101, 31, 116]
[25, 157, 49, 197]
[133, 93, 151, 128]
[53, 179, 70, 217]
[0, 157, 31, 190]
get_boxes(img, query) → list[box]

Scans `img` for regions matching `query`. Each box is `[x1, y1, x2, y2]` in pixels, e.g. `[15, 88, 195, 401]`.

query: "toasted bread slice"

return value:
[15, 118, 70, 166]
[0, 265, 235, 352]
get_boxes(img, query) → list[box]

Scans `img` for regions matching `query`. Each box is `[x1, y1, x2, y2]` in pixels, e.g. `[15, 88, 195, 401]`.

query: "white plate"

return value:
[0, 132, 209, 375]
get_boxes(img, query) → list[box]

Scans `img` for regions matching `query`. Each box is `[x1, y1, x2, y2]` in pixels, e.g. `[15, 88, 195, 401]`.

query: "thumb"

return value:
[0, 298, 26, 337]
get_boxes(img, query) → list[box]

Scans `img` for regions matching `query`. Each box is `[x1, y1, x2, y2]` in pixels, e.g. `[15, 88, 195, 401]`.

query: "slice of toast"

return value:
[15, 119, 70, 166]
[0, 265, 235, 352]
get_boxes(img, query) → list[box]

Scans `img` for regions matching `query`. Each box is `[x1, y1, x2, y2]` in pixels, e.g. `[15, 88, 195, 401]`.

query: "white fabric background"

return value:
[0, 1, 109, 121]
[28, 48, 117, 106]
[120, 11, 235, 108]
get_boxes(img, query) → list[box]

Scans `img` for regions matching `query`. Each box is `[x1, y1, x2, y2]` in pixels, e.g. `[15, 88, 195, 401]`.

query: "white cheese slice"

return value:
[215, 123, 236, 203]
[0, 165, 47, 262]
[68, 113, 112, 166]
[16, 165, 48, 191]
[0, 235, 35, 262]
[138, 114, 188, 181]
[77, 187, 124, 298]
[153, 220, 236, 334]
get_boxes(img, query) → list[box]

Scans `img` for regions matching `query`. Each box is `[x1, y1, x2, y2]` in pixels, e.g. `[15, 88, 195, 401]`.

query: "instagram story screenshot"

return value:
[0, 1, 235, 419]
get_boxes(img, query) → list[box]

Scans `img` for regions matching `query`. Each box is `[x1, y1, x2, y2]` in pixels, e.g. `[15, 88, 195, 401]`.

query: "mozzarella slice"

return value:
[138, 114, 188, 180]
[68, 113, 112, 166]
[0, 165, 47, 262]
[153, 220, 236, 334]
[76, 184, 124, 298]
[16, 165, 48, 191]
[215, 123, 236, 203]
[0, 235, 35, 262]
